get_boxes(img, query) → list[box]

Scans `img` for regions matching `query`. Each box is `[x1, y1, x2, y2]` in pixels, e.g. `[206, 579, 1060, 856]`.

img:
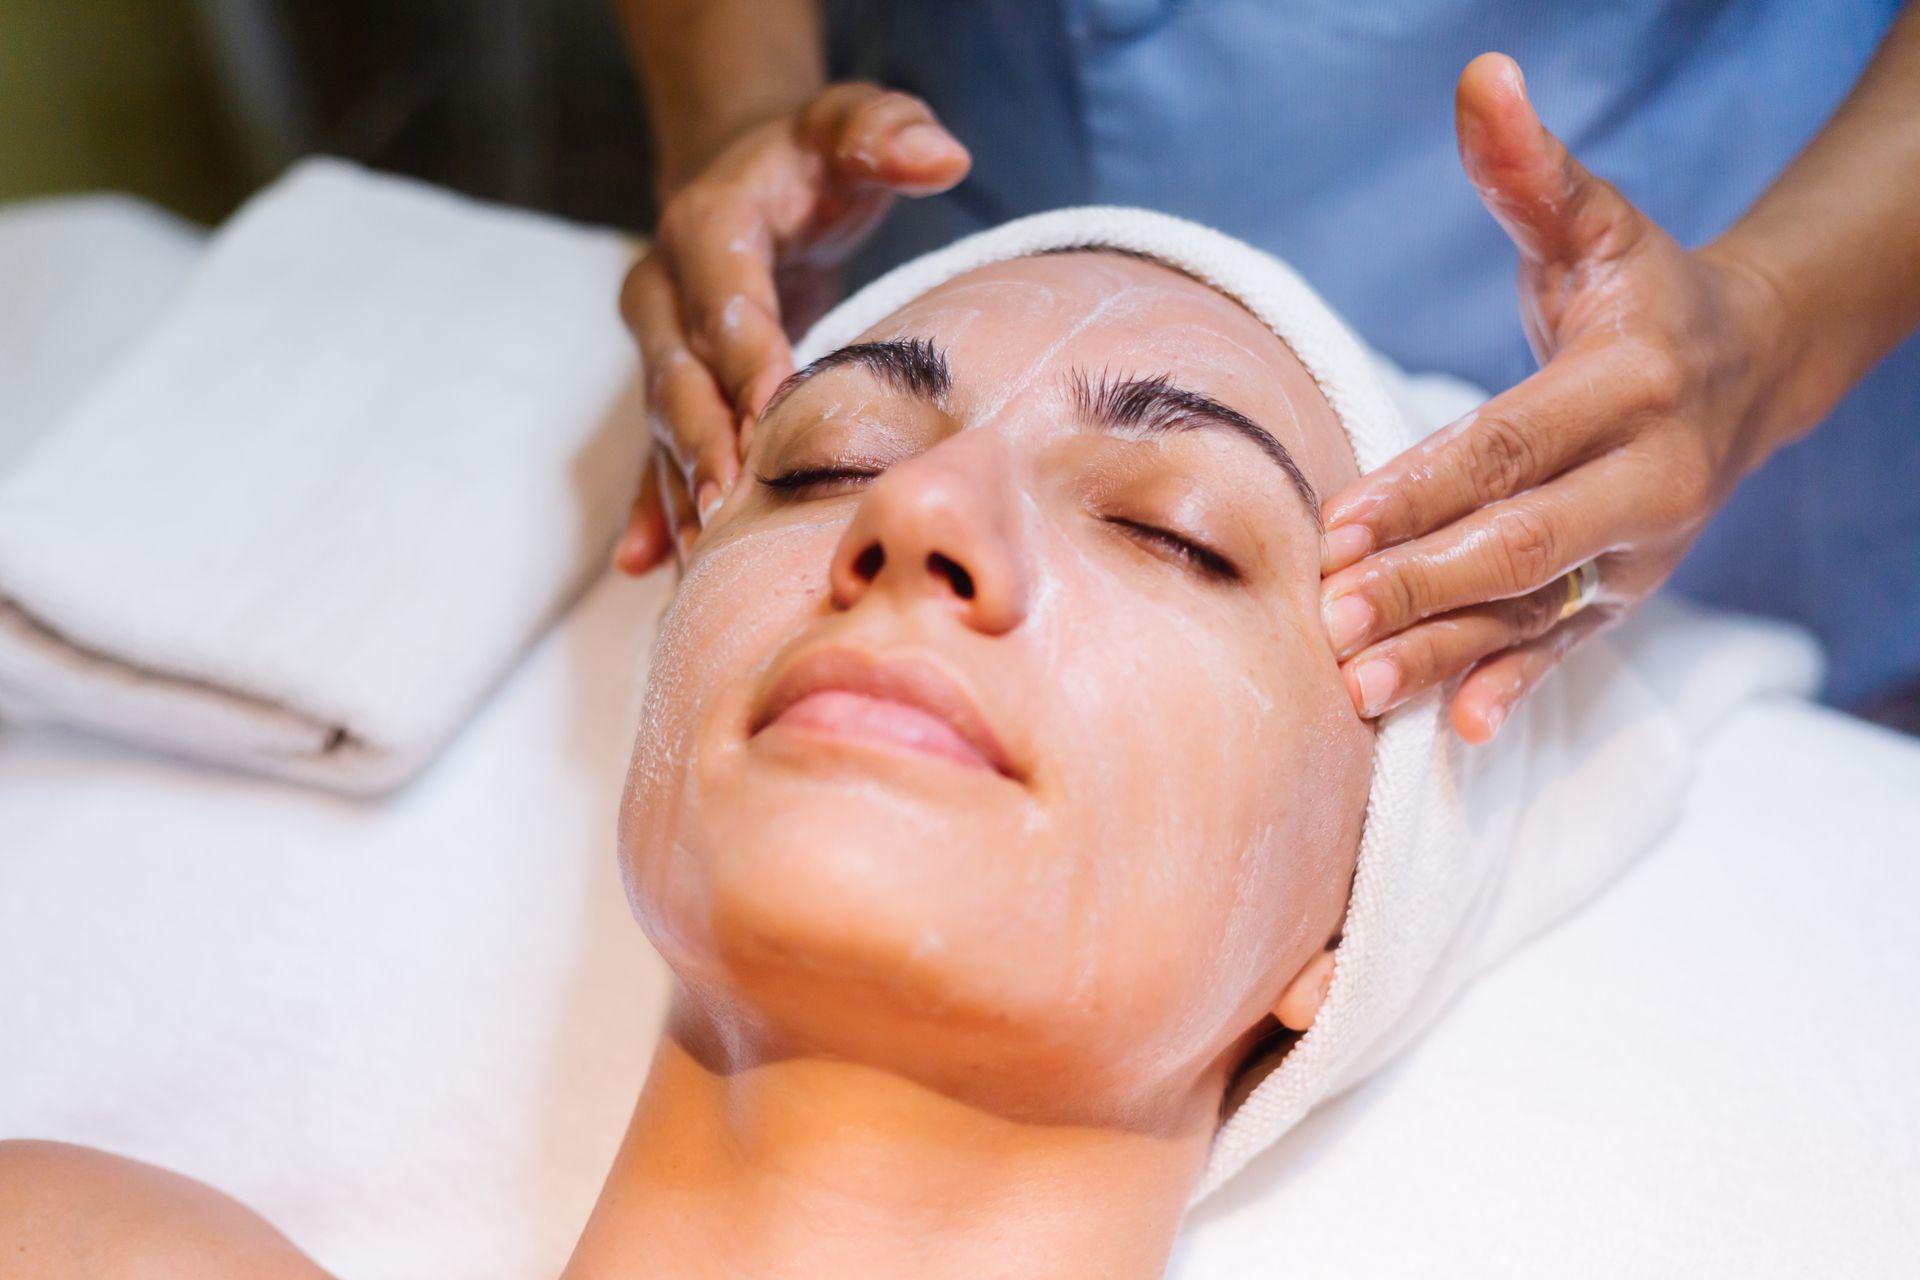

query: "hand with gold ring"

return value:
[1316, 53, 1810, 743]
[1556, 560, 1601, 623]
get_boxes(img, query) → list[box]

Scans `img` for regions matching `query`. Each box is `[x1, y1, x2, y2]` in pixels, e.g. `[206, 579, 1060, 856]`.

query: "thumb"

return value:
[800, 84, 971, 197]
[1455, 53, 1637, 267]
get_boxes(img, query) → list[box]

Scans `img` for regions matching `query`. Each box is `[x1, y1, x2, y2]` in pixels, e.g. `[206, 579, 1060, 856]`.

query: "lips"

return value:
[751, 647, 1020, 781]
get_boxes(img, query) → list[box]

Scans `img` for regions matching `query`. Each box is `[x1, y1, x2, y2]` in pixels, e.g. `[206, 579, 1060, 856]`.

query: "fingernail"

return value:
[1484, 702, 1509, 740]
[1354, 659, 1399, 717]
[1506, 58, 1528, 101]
[891, 123, 955, 165]
[696, 480, 723, 527]
[1323, 594, 1375, 658]
[1320, 524, 1373, 574]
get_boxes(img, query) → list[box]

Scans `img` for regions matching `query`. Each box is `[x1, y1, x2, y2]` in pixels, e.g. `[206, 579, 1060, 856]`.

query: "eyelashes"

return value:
[1101, 516, 1242, 583]
[757, 465, 882, 493]
[757, 465, 1243, 585]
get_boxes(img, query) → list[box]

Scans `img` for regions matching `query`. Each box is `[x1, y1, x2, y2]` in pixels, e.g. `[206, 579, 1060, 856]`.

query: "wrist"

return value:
[1696, 232, 1847, 466]
[623, 0, 825, 202]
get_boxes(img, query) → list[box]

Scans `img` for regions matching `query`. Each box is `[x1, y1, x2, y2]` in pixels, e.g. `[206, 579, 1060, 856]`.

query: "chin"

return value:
[630, 788, 1133, 1102]
[620, 712, 1214, 1115]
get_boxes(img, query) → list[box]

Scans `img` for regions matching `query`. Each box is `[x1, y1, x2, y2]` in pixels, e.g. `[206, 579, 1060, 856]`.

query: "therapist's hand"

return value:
[1318, 53, 1792, 742]
[616, 83, 970, 573]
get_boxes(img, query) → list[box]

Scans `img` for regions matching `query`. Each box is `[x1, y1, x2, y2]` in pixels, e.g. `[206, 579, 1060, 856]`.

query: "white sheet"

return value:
[3, 568, 1916, 1278]
[0, 569, 673, 1278]
[1173, 695, 1920, 1277]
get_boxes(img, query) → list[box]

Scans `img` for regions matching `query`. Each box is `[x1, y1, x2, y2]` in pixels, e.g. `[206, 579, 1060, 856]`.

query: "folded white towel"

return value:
[0, 159, 646, 793]
[792, 206, 1820, 1203]
[0, 194, 204, 478]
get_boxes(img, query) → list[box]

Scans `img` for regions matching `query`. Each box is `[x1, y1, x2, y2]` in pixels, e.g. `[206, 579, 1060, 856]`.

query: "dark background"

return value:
[0, 0, 660, 229]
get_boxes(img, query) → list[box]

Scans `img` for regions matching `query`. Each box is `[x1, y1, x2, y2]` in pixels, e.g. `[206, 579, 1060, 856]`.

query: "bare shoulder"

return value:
[0, 1140, 334, 1280]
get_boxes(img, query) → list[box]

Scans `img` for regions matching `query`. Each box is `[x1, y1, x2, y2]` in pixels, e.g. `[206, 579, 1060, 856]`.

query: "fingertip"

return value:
[1449, 693, 1494, 744]
[1322, 591, 1376, 661]
[1320, 523, 1374, 575]
[888, 122, 964, 167]
[1457, 51, 1539, 160]
[1460, 52, 1524, 104]
[877, 124, 971, 193]
[1351, 657, 1400, 719]
[613, 527, 660, 576]
[1491, 53, 1526, 100]
[696, 432, 742, 493]
[1318, 478, 1386, 538]
[1449, 686, 1510, 745]
[695, 478, 723, 528]
[614, 490, 669, 575]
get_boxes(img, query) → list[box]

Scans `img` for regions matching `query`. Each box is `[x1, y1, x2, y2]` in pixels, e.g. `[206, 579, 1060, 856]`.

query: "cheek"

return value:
[619, 518, 840, 928]
[1035, 521, 1359, 1060]
[628, 527, 819, 793]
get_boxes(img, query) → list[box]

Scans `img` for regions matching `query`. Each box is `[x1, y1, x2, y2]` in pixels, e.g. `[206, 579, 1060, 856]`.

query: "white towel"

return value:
[791, 206, 1821, 1202]
[0, 159, 647, 793]
[0, 194, 204, 478]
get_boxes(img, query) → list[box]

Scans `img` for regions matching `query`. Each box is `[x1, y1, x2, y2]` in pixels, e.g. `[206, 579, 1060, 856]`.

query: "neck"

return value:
[562, 996, 1219, 1280]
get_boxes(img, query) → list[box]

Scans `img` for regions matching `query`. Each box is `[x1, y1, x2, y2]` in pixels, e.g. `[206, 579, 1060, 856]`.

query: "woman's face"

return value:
[619, 253, 1374, 1122]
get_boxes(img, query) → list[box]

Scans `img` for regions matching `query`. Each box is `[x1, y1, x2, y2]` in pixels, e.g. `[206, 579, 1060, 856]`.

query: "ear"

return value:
[1272, 934, 1342, 1033]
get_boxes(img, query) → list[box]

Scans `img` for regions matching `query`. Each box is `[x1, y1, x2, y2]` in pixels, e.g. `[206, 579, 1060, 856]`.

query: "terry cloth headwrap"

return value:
[795, 207, 1710, 1204]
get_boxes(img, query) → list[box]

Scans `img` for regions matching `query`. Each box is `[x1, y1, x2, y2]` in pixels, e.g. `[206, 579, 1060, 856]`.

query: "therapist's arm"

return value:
[1318, 8, 1920, 741]
[612, 0, 970, 572]
[1711, 4, 1920, 433]
[616, 0, 825, 196]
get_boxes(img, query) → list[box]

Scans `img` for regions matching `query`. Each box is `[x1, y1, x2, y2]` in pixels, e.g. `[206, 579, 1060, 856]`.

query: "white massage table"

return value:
[3, 194, 1917, 1279]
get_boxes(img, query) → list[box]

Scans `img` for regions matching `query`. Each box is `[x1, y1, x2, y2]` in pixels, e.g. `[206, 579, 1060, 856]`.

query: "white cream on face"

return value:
[621, 251, 1373, 1114]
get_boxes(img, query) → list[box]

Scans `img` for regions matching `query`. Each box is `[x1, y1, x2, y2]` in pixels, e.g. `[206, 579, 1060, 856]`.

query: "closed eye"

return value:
[759, 468, 1242, 583]
[1104, 516, 1242, 583]
[758, 465, 884, 495]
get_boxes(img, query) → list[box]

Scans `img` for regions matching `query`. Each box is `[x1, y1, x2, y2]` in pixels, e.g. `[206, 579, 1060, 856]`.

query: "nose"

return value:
[828, 435, 1030, 635]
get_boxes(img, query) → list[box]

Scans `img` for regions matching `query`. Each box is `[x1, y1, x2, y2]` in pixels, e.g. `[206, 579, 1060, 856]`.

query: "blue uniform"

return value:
[830, 0, 1918, 708]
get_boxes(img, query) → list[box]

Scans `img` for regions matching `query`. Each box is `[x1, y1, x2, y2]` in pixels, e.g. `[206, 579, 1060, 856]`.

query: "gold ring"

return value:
[1557, 560, 1601, 622]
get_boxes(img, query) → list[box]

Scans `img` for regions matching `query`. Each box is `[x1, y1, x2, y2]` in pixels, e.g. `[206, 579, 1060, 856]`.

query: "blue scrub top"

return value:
[829, 0, 1918, 708]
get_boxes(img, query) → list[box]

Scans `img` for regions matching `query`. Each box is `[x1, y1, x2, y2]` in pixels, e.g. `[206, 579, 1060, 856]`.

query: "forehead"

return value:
[851, 252, 1360, 496]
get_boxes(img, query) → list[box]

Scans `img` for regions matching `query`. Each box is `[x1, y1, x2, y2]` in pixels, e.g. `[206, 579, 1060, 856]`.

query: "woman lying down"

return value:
[1, 210, 1659, 1277]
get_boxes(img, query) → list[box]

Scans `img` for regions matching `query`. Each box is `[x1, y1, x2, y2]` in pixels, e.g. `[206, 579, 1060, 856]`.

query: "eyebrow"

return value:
[1068, 369, 1320, 521]
[763, 338, 952, 414]
[765, 337, 1320, 522]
